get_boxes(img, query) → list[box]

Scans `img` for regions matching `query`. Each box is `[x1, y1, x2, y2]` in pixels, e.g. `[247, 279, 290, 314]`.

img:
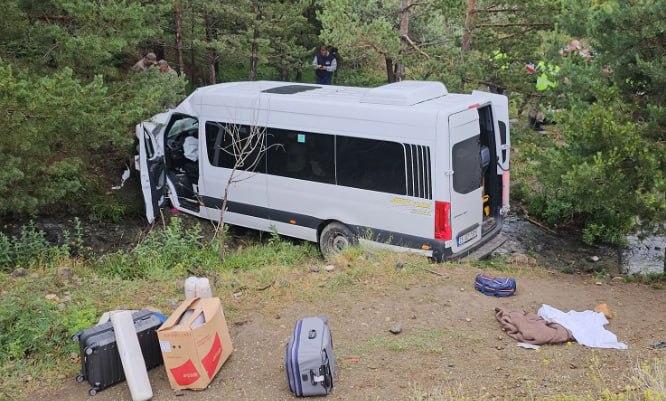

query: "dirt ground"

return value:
[24, 264, 666, 401]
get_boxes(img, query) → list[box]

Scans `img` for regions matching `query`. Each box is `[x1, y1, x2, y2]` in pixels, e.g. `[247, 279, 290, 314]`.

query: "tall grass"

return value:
[0, 219, 83, 271]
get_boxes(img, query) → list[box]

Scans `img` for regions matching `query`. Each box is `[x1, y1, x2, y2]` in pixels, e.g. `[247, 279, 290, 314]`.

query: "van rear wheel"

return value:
[319, 222, 358, 259]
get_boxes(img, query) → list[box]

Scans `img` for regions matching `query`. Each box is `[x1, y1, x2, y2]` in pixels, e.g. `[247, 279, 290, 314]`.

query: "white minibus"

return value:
[136, 80, 510, 261]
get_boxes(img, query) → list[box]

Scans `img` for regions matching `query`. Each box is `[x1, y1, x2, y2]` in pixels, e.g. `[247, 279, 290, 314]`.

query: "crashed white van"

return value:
[136, 80, 510, 261]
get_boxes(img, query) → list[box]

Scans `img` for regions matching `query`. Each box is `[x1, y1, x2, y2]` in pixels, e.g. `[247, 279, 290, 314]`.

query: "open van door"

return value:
[448, 108, 484, 253]
[472, 91, 509, 170]
[472, 91, 510, 212]
[136, 120, 167, 224]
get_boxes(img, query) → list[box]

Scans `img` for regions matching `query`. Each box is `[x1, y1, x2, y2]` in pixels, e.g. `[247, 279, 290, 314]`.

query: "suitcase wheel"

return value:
[89, 387, 99, 396]
[76, 374, 85, 383]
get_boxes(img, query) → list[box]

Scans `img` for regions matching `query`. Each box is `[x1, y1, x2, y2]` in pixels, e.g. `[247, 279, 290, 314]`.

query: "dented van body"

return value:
[136, 80, 510, 261]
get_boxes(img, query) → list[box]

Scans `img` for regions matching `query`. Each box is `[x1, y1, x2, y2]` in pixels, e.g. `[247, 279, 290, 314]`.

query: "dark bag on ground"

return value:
[285, 316, 335, 396]
[474, 274, 517, 297]
[72, 309, 164, 396]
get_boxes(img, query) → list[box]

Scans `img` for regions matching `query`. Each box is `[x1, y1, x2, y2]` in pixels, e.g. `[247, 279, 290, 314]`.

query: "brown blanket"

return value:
[495, 307, 573, 345]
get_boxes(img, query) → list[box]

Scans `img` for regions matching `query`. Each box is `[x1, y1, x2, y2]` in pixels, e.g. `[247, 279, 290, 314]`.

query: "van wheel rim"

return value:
[332, 235, 349, 251]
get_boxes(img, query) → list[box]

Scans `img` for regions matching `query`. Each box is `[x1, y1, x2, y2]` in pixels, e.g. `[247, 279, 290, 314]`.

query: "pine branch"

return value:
[401, 34, 430, 59]
[474, 7, 520, 13]
[498, 25, 545, 40]
[475, 23, 551, 29]
[35, 15, 73, 22]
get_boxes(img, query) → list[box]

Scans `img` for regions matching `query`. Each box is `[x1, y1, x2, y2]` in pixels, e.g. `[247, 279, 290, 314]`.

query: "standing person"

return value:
[157, 59, 178, 78]
[131, 52, 157, 72]
[312, 45, 337, 85]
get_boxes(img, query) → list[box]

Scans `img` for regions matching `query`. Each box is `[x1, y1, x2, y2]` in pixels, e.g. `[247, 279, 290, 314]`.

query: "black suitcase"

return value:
[71, 309, 164, 396]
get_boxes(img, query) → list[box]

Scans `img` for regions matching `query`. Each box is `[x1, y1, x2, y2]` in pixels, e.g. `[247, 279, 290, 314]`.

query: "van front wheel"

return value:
[319, 222, 358, 259]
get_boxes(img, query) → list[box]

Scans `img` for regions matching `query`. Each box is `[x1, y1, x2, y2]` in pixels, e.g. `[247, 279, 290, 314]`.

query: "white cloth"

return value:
[183, 136, 198, 162]
[537, 304, 627, 349]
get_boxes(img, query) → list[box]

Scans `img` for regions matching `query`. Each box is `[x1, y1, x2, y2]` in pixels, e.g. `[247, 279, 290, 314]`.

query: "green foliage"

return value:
[0, 284, 96, 363]
[522, 87, 666, 244]
[0, 0, 167, 77]
[0, 222, 83, 271]
[221, 235, 318, 272]
[0, 60, 186, 216]
[510, 1, 666, 244]
[0, 0, 185, 218]
[334, 68, 387, 87]
[95, 216, 318, 279]
[89, 202, 128, 224]
[317, 0, 401, 68]
[97, 217, 217, 279]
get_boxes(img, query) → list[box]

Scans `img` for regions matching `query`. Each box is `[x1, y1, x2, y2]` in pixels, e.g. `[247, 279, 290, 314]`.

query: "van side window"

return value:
[405, 144, 432, 199]
[266, 128, 335, 184]
[337, 136, 406, 195]
[205, 122, 266, 172]
[452, 136, 482, 194]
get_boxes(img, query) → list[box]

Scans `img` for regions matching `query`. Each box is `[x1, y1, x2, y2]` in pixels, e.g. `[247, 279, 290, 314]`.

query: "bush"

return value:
[0, 220, 82, 271]
[522, 87, 666, 244]
[97, 217, 219, 279]
[0, 286, 96, 363]
[0, 62, 187, 217]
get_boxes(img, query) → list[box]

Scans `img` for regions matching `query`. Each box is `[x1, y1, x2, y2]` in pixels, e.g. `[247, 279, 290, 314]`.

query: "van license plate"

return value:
[457, 230, 478, 246]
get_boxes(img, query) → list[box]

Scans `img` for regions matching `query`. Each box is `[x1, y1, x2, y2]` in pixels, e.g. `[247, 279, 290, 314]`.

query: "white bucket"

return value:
[195, 277, 212, 298]
[184, 276, 198, 299]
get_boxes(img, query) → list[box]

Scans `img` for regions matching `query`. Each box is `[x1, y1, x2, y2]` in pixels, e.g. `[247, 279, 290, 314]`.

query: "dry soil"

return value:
[24, 264, 666, 401]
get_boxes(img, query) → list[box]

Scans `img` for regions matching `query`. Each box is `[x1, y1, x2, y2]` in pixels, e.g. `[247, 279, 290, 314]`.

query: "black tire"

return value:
[89, 387, 98, 396]
[76, 375, 85, 383]
[319, 222, 358, 259]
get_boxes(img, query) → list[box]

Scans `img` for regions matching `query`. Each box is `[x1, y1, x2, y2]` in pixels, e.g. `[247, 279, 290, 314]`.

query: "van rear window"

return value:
[452, 136, 482, 194]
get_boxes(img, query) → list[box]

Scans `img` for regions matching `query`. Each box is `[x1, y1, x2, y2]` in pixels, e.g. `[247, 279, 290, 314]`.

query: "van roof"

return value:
[185, 80, 479, 113]
[170, 81, 493, 143]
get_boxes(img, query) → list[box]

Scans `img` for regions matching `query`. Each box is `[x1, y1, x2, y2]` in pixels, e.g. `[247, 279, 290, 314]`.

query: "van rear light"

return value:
[435, 201, 451, 240]
[502, 171, 510, 212]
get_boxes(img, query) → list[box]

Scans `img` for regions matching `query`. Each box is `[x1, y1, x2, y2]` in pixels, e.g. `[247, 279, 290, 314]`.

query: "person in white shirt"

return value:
[312, 45, 337, 85]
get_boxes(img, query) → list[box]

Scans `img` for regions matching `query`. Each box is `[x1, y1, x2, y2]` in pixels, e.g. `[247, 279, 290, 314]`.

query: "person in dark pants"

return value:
[312, 45, 337, 85]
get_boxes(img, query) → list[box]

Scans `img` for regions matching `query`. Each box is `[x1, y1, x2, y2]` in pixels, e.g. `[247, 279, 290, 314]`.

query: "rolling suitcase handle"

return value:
[317, 349, 333, 390]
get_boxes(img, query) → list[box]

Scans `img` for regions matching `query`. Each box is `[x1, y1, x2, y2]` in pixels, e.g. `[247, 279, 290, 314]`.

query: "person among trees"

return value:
[312, 45, 337, 85]
[158, 59, 178, 78]
[131, 52, 157, 72]
[567, 40, 581, 55]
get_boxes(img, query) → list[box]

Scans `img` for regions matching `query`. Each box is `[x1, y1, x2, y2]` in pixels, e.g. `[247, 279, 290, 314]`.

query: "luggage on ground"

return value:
[72, 309, 164, 396]
[474, 274, 517, 297]
[285, 316, 335, 396]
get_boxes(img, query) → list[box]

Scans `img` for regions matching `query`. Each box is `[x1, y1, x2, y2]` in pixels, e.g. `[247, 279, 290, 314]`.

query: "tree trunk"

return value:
[394, 0, 410, 82]
[248, 18, 260, 81]
[174, 2, 185, 75]
[385, 57, 395, 83]
[462, 0, 477, 53]
[189, 0, 195, 81]
[280, 56, 289, 81]
[204, 10, 216, 84]
[155, 45, 165, 61]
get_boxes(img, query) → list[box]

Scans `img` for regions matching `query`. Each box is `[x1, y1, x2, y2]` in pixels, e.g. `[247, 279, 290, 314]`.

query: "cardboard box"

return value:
[157, 297, 233, 390]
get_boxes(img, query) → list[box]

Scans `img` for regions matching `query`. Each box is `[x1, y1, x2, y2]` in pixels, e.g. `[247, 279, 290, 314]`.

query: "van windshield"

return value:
[167, 116, 198, 141]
